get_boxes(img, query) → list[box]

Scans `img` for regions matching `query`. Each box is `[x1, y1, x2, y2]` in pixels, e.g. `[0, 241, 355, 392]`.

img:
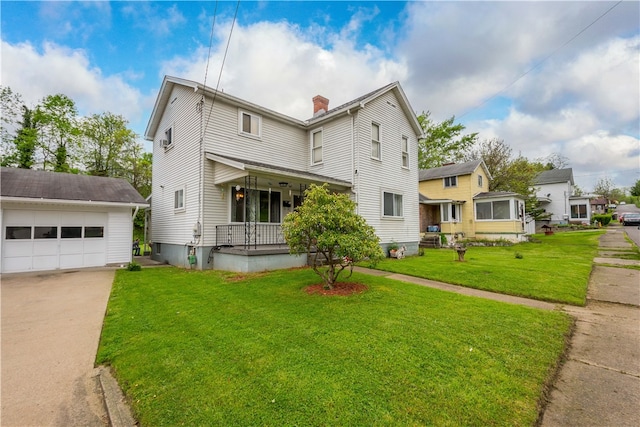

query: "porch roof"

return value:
[205, 152, 353, 189]
[419, 195, 466, 205]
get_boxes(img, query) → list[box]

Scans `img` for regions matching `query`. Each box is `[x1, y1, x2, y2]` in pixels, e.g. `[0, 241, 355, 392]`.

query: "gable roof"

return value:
[145, 76, 423, 140]
[0, 167, 147, 206]
[307, 82, 423, 136]
[419, 159, 490, 181]
[534, 168, 574, 185]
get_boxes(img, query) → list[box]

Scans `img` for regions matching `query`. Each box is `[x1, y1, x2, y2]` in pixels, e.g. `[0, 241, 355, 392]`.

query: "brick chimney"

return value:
[312, 95, 329, 117]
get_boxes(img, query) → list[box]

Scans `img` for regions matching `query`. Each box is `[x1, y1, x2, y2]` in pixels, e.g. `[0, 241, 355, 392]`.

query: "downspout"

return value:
[348, 108, 357, 212]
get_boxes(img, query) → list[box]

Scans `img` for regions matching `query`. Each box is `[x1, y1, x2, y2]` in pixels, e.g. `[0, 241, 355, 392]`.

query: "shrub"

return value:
[127, 261, 142, 271]
[592, 214, 612, 226]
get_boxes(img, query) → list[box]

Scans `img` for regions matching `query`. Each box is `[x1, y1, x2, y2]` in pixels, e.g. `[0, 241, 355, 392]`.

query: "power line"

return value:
[457, 0, 624, 120]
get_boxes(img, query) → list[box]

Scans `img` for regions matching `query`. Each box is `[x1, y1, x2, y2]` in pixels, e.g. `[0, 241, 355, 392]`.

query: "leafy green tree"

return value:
[417, 111, 478, 169]
[82, 112, 137, 177]
[631, 179, 640, 197]
[34, 94, 80, 172]
[12, 106, 38, 168]
[282, 184, 384, 290]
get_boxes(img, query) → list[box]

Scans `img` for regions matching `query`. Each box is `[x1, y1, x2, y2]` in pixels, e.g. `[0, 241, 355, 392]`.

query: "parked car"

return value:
[622, 213, 640, 226]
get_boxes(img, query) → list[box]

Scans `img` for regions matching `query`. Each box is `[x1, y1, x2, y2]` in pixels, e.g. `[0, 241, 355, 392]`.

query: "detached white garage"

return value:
[1, 167, 148, 273]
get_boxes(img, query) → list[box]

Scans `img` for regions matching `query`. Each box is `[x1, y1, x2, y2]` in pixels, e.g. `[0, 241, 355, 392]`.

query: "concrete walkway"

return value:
[1, 268, 114, 427]
[541, 228, 640, 427]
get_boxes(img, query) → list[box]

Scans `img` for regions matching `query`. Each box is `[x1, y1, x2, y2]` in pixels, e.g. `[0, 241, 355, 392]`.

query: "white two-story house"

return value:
[145, 76, 422, 272]
[533, 168, 591, 225]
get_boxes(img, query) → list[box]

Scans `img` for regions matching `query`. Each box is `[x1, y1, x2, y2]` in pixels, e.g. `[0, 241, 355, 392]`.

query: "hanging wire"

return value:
[457, 0, 624, 120]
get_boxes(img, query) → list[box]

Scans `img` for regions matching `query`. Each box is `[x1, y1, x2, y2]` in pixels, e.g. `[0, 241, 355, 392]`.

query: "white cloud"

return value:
[161, 19, 408, 120]
[0, 40, 146, 124]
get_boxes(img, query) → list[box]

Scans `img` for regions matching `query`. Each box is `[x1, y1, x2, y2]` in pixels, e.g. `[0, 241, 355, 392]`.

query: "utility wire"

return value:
[457, 0, 624, 120]
[204, 0, 241, 133]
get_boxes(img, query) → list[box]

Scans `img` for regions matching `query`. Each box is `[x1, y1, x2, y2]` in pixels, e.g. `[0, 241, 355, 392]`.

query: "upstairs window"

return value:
[371, 123, 381, 160]
[401, 136, 409, 168]
[239, 110, 261, 138]
[478, 174, 483, 187]
[311, 129, 323, 164]
[161, 126, 173, 149]
[444, 176, 457, 188]
[383, 191, 403, 217]
[174, 187, 185, 211]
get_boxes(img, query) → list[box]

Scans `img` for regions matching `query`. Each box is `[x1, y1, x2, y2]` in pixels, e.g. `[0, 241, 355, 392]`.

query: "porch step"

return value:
[420, 233, 441, 248]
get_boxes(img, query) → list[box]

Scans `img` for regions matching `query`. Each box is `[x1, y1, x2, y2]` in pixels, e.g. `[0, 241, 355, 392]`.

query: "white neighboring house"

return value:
[0, 167, 148, 273]
[533, 168, 591, 225]
[145, 76, 422, 272]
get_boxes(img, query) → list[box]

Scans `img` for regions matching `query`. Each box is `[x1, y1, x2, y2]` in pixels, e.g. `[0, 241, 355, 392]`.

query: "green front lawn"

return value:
[97, 267, 571, 426]
[373, 231, 603, 305]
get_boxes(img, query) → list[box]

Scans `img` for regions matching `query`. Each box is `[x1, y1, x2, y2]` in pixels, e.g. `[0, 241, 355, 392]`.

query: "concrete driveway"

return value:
[1, 268, 114, 427]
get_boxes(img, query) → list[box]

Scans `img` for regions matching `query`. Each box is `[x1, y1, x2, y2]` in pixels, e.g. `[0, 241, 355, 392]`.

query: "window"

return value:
[476, 200, 512, 220]
[174, 187, 185, 211]
[61, 227, 82, 238]
[371, 123, 381, 160]
[383, 192, 403, 217]
[85, 226, 104, 238]
[571, 204, 588, 219]
[478, 175, 483, 187]
[444, 176, 457, 187]
[441, 203, 461, 222]
[6, 226, 31, 239]
[401, 136, 409, 168]
[34, 226, 57, 239]
[231, 187, 281, 223]
[239, 110, 261, 138]
[162, 126, 173, 148]
[311, 129, 323, 164]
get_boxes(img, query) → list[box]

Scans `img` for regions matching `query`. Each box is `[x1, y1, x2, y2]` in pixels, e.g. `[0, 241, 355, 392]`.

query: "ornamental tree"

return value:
[282, 184, 384, 290]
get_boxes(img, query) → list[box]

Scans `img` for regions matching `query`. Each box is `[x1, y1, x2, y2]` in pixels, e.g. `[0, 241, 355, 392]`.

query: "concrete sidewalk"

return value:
[541, 228, 640, 427]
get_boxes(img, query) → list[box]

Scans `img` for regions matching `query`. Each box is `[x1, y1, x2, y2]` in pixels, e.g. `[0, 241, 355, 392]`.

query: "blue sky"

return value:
[1, 0, 639, 191]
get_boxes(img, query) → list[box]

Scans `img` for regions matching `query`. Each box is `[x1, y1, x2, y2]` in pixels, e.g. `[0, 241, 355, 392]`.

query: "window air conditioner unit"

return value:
[160, 139, 170, 148]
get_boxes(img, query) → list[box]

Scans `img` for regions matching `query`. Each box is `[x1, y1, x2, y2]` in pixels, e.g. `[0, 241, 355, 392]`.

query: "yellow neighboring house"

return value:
[418, 159, 528, 243]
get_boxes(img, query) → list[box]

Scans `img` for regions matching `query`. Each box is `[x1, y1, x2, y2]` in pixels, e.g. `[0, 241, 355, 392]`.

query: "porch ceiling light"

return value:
[279, 182, 288, 187]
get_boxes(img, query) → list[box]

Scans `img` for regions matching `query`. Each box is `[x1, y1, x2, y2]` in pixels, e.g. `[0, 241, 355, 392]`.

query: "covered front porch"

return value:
[203, 152, 352, 272]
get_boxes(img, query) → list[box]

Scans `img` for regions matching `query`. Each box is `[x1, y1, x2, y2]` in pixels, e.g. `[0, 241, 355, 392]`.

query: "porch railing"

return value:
[215, 224, 286, 248]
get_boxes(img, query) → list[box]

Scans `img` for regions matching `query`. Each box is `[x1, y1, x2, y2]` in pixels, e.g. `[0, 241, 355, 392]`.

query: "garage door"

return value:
[2, 210, 107, 273]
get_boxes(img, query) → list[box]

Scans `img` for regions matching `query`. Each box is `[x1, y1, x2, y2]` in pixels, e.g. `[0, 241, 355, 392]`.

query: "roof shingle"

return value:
[1, 167, 147, 205]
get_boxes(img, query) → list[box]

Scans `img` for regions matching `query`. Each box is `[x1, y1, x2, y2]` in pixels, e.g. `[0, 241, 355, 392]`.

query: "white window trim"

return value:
[162, 124, 174, 152]
[443, 176, 457, 188]
[371, 122, 381, 161]
[441, 203, 462, 223]
[310, 128, 323, 165]
[174, 186, 186, 212]
[381, 190, 404, 219]
[475, 199, 513, 221]
[401, 135, 409, 169]
[238, 109, 262, 139]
